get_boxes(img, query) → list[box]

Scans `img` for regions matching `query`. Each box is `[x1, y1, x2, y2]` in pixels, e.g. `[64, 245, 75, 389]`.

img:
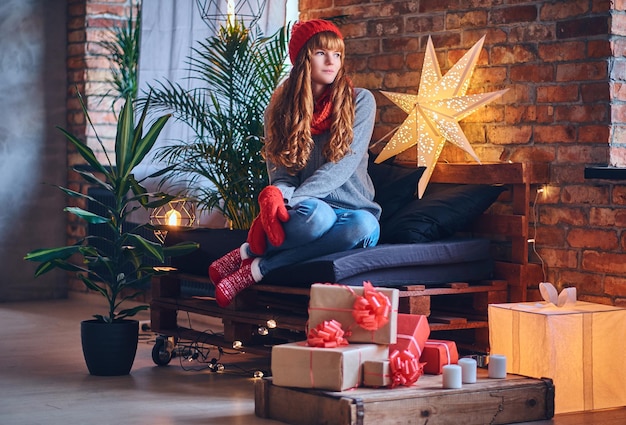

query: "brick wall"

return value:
[65, 1, 626, 306]
[300, 0, 626, 306]
[65, 0, 139, 292]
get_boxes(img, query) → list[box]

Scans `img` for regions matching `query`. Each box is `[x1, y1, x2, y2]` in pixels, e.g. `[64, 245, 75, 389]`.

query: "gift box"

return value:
[419, 339, 459, 375]
[271, 341, 389, 391]
[308, 283, 399, 344]
[489, 301, 626, 414]
[390, 313, 429, 357]
[362, 360, 392, 388]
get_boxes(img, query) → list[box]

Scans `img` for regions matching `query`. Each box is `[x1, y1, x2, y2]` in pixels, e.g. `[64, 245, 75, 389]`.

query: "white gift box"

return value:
[489, 301, 626, 413]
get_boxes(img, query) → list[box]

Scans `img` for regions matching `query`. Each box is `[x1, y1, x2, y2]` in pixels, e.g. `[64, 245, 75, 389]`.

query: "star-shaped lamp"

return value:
[375, 35, 508, 197]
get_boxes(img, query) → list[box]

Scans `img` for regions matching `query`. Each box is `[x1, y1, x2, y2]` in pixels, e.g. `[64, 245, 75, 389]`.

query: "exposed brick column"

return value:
[298, 1, 626, 306]
[65, 0, 139, 292]
[610, 0, 626, 166]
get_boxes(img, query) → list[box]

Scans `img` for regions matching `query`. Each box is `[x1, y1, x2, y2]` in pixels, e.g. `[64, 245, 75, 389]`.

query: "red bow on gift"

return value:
[389, 349, 424, 388]
[307, 319, 349, 348]
[352, 281, 391, 331]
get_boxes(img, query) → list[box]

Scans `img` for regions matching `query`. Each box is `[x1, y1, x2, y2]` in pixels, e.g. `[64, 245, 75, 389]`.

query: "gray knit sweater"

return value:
[267, 88, 382, 220]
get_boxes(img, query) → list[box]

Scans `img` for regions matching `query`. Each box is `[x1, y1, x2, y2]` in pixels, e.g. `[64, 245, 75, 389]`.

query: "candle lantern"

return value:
[149, 199, 196, 243]
[196, 0, 266, 32]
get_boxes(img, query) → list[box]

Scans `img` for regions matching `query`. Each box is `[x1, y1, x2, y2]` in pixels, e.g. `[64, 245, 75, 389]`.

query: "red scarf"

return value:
[311, 88, 332, 135]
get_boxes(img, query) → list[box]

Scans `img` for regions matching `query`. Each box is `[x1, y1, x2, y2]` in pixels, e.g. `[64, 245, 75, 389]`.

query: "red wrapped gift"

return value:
[389, 313, 430, 358]
[419, 339, 459, 375]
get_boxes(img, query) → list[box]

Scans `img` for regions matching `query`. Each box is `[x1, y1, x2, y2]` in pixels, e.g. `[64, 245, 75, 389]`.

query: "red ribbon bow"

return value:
[389, 349, 424, 388]
[307, 319, 349, 348]
[352, 281, 391, 331]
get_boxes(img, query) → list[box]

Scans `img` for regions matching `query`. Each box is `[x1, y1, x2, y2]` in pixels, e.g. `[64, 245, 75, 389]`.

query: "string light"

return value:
[531, 185, 548, 282]
[253, 370, 264, 379]
[266, 319, 277, 329]
[232, 340, 243, 350]
[257, 326, 269, 336]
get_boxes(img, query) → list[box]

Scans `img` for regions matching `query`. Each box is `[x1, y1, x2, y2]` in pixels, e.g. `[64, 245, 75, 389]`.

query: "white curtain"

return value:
[138, 0, 294, 145]
[134, 0, 295, 225]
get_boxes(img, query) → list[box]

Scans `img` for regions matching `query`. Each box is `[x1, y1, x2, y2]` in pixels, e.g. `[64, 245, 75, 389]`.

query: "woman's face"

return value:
[310, 48, 342, 97]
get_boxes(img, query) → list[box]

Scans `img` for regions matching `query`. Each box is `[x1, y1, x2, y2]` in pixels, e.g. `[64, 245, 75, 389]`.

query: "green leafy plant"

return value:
[24, 93, 199, 323]
[96, 8, 141, 105]
[145, 20, 289, 230]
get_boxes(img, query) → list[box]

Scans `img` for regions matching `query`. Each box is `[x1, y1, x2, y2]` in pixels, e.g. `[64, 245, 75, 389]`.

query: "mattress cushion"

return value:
[261, 237, 493, 288]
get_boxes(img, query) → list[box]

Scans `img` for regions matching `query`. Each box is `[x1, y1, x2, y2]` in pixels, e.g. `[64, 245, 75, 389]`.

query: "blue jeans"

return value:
[253, 198, 380, 276]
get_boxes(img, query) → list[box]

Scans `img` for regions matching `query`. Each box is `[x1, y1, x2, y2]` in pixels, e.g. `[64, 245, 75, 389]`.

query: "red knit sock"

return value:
[214, 259, 258, 308]
[208, 246, 242, 284]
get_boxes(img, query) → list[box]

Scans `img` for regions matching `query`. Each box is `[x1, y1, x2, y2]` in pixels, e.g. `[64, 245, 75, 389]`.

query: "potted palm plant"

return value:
[138, 18, 289, 275]
[145, 19, 289, 230]
[24, 92, 198, 376]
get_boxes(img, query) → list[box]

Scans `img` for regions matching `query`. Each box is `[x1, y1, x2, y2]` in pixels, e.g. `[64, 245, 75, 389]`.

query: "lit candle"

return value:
[165, 209, 182, 226]
[226, 0, 235, 27]
[488, 354, 507, 379]
[442, 364, 462, 389]
[458, 357, 477, 384]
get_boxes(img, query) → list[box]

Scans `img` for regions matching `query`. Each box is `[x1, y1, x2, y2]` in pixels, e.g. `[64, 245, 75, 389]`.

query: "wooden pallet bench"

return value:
[151, 274, 509, 354]
[149, 162, 550, 355]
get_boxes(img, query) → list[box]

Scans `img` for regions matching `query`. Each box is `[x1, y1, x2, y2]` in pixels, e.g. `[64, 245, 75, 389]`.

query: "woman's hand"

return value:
[258, 185, 290, 247]
[247, 216, 266, 255]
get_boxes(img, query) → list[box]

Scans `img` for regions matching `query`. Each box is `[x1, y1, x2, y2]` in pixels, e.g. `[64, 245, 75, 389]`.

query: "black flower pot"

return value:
[81, 319, 139, 376]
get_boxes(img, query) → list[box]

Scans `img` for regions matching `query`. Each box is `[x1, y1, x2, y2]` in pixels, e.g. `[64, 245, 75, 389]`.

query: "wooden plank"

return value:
[399, 281, 507, 297]
[471, 214, 525, 237]
[256, 369, 554, 425]
[428, 315, 468, 325]
[429, 320, 488, 331]
[150, 298, 308, 331]
[398, 294, 431, 316]
[251, 284, 311, 296]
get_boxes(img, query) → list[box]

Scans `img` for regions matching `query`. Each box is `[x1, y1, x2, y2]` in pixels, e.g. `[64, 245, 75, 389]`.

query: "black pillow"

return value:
[380, 183, 506, 243]
[368, 158, 426, 222]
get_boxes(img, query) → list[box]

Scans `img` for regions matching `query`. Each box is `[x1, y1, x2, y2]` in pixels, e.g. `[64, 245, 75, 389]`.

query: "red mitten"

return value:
[247, 215, 267, 255]
[258, 186, 290, 247]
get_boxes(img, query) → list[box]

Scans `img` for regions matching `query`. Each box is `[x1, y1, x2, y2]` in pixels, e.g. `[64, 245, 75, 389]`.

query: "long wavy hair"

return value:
[263, 31, 355, 174]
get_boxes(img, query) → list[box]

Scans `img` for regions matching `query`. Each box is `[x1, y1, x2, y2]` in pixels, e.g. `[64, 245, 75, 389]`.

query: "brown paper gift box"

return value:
[271, 342, 389, 391]
[308, 283, 399, 344]
[362, 360, 392, 388]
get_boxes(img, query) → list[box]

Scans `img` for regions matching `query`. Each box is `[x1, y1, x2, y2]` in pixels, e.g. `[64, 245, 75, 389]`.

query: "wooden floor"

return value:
[1, 293, 625, 425]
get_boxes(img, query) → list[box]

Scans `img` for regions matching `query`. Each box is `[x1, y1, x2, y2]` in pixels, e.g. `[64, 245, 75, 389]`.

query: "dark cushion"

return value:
[261, 237, 493, 287]
[368, 158, 426, 222]
[380, 183, 506, 244]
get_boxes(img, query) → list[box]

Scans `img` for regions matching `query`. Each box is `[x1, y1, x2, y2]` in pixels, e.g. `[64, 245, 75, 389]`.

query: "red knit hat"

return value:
[288, 19, 344, 64]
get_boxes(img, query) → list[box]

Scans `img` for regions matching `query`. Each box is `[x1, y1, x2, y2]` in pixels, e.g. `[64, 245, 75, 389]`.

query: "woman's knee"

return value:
[336, 210, 380, 248]
[287, 198, 336, 240]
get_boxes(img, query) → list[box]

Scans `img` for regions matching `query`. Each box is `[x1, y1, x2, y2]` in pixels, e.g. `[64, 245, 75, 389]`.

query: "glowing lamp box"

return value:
[489, 301, 626, 414]
[271, 341, 389, 391]
[308, 283, 399, 344]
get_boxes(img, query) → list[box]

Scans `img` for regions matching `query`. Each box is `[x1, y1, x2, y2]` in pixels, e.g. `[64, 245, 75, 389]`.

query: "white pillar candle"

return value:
[458, 357, 477, 383]
[442, 364, 462, 389]
[488, 354, 507, 379]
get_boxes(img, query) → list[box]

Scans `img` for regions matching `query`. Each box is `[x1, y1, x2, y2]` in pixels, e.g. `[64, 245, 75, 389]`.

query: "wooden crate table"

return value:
[255, 369, 554, 425]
